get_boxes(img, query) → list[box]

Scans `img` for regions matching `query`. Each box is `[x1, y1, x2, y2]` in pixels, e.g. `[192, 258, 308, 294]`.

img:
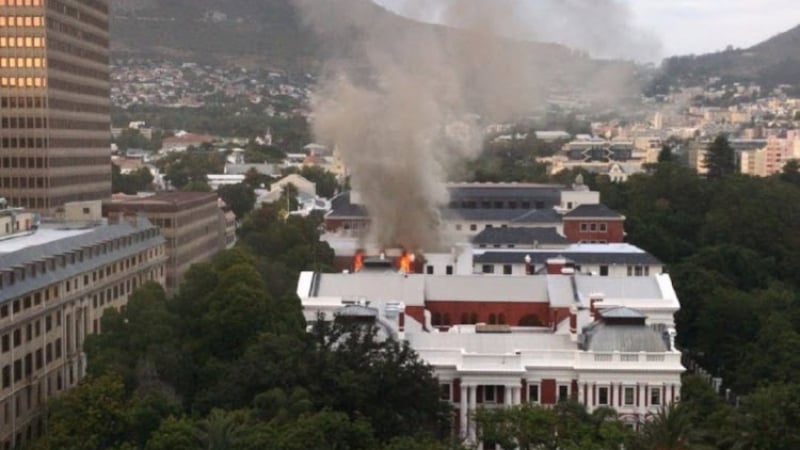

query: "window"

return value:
[528, 384, 539, 403]
[624, 387, 635, 406]
[580, 223, 588, 232]
[599, 223, 608, 232]
[598, 386, 609, 405]
[600, 265, 609, 276]
[483, 385, 498, 403]
[455, 224, 462, 231]
[482, 265, 495, 274]
[446, 265, 453, 275]
[426, 266, 434, 275]
[440, 384, 451, 401]
[590, 223, 597, 231]
[1, 365, 9, 388]
[469, 224, 477, 231]
[558, 385, 569, 402]
[503, 265, 512, 275]
[650, 388, 661, 406]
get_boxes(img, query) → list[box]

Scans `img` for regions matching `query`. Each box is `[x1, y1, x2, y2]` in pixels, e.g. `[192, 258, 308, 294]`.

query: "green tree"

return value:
[298, 165, 339, 198]
[780, 159, 800, 185]
[658, 144, 674, 163]
[112, 164, 154, 194]
[31, 374, 132, 450]
[145, 417, 198, 450]
[218, 183, 256, 219]
[631, 404, 699, 450]
[703, 135, 736, 178]
[193, 409, 248, 450]
[732, 383, 800, 450]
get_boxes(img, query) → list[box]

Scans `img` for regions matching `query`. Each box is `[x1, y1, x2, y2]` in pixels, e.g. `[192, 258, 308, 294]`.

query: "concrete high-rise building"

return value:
[104, 192, 232, 295]
[0, 0, 111, 212]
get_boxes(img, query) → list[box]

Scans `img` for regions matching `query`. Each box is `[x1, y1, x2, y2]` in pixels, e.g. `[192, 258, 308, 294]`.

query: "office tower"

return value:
[104, 192, 232, 295]
[0, 0, 111, 212]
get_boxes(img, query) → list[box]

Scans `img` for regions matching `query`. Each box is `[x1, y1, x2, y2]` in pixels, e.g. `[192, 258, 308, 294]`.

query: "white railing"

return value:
[414, 346, 683, 373]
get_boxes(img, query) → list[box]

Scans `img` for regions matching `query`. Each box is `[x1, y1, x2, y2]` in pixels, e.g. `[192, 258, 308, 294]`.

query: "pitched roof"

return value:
[327, 192, 368, 219]
[582, 322, 668, 352]
[510, 208, 562, 224]
[598, 307, 647, 320]
[473, 250, 660, 266]
[473, 227, 568, 246]
[448, 183, 564, 203]
[564, 204, 624, 219]
[0, 218, 164, 303]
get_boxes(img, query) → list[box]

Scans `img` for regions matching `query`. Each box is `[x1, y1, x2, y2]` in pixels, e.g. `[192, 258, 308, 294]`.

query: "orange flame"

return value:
[354, 250, 364, 273]
[399, 252, 415, 274]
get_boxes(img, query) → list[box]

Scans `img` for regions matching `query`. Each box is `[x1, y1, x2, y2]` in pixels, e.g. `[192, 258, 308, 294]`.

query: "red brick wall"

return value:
[426, 301, 555, 327]
[562, 219, 625, 243]
[405, 306, 426, 325]
[541, 379, 557, 404]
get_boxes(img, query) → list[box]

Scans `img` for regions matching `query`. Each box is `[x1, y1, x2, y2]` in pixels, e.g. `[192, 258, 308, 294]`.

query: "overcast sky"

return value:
[374, 0, 800, 60]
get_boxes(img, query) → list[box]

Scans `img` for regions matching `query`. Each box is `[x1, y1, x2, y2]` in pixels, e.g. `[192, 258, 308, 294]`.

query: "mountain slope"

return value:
[650, 24, 800, 92]
[112, 0, 322, 70]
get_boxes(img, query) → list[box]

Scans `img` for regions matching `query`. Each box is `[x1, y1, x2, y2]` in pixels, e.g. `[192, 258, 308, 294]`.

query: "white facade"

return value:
[297, 269, 684, 440]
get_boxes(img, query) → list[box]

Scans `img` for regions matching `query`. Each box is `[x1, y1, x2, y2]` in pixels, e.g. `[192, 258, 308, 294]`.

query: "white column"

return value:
[460, 384, 468, 438]
[514, 386, 522, 405]
[468, 386, 477, 442]
[504, 385, 512, 406]
[638, 384, 646, 420]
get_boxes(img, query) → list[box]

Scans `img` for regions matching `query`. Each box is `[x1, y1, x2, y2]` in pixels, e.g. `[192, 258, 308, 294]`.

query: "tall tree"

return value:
[658, 144, 674, 163]
[703, 135, 736, 178]
[217, 183, 256, 219]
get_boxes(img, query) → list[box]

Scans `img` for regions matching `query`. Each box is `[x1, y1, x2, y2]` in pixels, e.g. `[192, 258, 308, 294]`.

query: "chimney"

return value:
[569, 305, 578, 342]
[350, 189, 363, 205]
[546, 257, 568, 275]
[589, 293, 604, 318]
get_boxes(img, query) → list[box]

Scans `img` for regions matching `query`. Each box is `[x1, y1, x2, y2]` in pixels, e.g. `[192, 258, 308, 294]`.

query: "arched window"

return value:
[518, 314, 543, 327]
[470, 313, 478, 324]
[498, 313, 507, 325]
[488, 314, 497, 325]
[432, 312, 442, 326]
[443, 313, 452, 326]
[460, 313, 469, 324]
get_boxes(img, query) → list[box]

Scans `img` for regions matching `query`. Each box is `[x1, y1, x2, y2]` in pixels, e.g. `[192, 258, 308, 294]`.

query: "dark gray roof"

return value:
[474, 250, 661, 266]
[582, 323, 668, 352]
[564, 204, 624, 219]
[473, 227, 568, 246]
[449, 184, 564, 204]
[0, 218, 164, 303]
[510, 208, 562, 224]
[327, 192, 368, 219]
[441, 209, 528, 222]
[599, 307, 647, 320]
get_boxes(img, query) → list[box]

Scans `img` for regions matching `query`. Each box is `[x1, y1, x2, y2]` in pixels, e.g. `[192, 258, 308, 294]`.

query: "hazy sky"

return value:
[374, 0, 800, 60]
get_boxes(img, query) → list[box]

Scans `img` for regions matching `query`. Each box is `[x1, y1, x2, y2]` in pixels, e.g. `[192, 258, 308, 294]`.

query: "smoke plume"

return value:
[292, 0, 654, 250]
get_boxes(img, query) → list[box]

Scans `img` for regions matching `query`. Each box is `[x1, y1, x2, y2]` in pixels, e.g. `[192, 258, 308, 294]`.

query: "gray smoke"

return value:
[293, 0, 655, 250]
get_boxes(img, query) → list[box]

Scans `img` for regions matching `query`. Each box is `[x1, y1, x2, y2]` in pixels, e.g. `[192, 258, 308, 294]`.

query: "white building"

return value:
[297, 261, 684, 444]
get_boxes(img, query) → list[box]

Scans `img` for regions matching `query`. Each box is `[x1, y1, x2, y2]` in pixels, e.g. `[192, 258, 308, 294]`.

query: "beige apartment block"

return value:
[104, 192, 228, 295]
[0, 212, 166, 449]
[0, 0, 111, 212]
